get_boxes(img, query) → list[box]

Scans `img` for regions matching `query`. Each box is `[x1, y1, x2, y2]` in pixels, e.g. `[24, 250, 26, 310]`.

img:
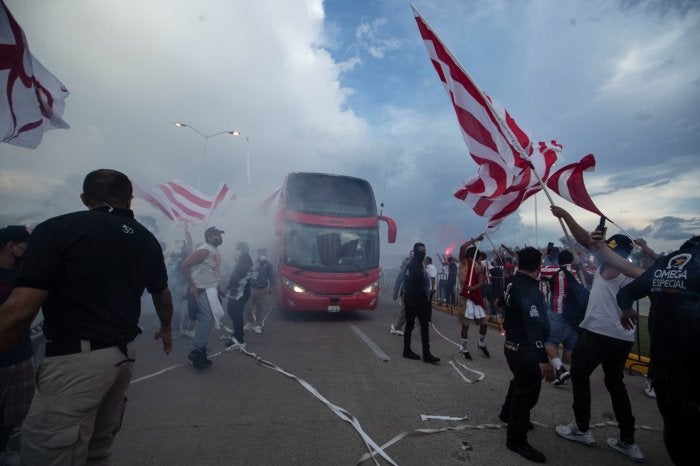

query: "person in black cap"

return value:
[550, 206, 647, 463]
[615, 235, 700, 465]
[0, 169, 173, 465]
[0, 225, 33, 457]
[402, 242, 439, 363]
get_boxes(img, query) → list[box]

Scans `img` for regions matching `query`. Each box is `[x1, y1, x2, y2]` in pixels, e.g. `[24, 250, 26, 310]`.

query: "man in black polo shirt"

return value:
[0, 169, 173, 466]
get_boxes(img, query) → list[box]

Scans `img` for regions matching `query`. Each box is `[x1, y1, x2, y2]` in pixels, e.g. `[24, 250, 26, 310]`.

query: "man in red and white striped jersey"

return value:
[543, 250, 580, 386]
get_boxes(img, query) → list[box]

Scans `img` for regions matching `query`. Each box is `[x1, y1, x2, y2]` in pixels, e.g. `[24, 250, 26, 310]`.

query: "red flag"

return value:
[546, 154, 605, 217]
[1, 1, 69, 148]
[413, 6, 532, 198]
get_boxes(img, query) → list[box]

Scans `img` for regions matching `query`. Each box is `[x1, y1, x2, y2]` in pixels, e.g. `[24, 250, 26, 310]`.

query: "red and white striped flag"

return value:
[546, 153, 605, 217]
[413, 6, 532, 199]
[1, 1, 70, 148]
[457, 141, 561, 228]
[135, 180, 234, 223]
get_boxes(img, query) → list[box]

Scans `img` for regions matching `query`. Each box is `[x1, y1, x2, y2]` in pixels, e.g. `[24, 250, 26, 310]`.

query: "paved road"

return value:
[112, 294, 669, 465]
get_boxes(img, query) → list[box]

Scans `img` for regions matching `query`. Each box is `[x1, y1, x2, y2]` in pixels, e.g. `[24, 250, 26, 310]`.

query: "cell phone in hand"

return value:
[596, 216, 607, 237]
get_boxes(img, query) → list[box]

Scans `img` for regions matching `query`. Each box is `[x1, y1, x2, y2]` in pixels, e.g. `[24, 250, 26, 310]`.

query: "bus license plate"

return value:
[327, 305, 340, 313]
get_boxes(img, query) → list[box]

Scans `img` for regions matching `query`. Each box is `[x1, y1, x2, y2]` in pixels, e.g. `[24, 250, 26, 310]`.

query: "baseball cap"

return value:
[605, 234, 634, 258]
[204, 226, 224, 237]
[0, 225, 31, 247]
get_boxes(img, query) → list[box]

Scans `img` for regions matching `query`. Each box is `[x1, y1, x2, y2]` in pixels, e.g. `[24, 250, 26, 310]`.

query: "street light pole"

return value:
[174, 122, 240, 190]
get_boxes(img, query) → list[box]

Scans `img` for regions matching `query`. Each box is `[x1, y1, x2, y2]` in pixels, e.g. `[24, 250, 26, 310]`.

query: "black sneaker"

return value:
[188, 350, 212, 370]
[463, 351, 473, 360]
[403, 349, 421, 360]
[478, 345, 490, 358]
[423, 354, 440, 364]
[506, 441, 546, 463]
[553, 366, 570, 386]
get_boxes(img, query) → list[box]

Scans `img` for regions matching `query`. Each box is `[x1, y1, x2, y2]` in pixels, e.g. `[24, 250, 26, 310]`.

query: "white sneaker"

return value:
[180, 329, 195, 338]
[556, 422, 596, 445]
[390, 324, 397, 335]
[218, 333, 233, 341]
[644, 378, 656, 399]
[606, 438, 645, 462]
[243, 322, 253, 332]
[395, 329, 404, 336]
[253, 325, 262, 334]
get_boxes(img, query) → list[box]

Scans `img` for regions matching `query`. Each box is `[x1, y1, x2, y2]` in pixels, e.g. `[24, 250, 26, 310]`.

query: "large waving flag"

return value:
[546, 153, 605, 217]
[413, 6, 532, 199]
[136, 180, 234, 223]
[457, 141, 561, 228]
[1, 1, 69, 148]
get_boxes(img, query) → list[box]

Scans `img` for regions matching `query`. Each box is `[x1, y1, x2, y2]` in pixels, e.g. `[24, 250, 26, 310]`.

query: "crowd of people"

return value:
[0, 169, 277, 464]
[388, 206, 697, 465]
[0, 168, 696, 465]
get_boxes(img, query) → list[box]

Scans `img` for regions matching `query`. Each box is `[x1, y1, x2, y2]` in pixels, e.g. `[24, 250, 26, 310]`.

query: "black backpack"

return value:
[560, 268, 590, 327]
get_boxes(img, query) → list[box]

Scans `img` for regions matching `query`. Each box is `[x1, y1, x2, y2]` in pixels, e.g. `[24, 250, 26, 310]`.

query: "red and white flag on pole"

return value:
[546, 153, 605, 217]
[413, 5, 532, 199]
[457, 141, 561, 228]
[1, 1, 69, 148]
[135, 180, 234, 223]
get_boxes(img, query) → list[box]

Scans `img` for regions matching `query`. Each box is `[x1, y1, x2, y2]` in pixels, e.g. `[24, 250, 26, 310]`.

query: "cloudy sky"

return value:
[2, 0, 699, 267]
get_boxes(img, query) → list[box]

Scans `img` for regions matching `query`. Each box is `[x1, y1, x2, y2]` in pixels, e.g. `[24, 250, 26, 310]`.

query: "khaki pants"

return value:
[245, 287, 268, 324]
[21, 345, 134, 466]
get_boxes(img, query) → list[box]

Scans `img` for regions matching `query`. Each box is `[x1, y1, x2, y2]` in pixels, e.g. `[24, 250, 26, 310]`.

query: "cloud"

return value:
[354, 18, 401, 59]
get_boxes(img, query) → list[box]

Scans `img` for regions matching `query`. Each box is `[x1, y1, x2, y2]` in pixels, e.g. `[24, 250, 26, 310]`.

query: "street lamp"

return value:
[174, 122, 242, 190]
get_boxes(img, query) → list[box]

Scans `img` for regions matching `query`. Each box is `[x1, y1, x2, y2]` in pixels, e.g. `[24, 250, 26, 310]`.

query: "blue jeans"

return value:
[191, 290, 213, 352]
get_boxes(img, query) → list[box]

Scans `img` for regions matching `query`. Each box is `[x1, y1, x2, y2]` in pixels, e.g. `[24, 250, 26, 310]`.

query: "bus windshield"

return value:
[285, 173, 377, 217]
[284, 222, 379, 273]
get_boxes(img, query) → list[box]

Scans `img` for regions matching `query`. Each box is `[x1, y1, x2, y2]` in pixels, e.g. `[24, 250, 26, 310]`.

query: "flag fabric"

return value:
[135, 180, 234, 223]
[457, 141, 561, 228]
[133, 183, 174, 221]
[413, 6, 532, 199]
[1, 1, 69, 148]
[546, 153, 605, 217]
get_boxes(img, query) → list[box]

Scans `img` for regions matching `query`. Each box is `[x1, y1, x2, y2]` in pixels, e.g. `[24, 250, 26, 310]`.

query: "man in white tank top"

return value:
[550, 206, 648, 464]
[180, 227, 224, 369]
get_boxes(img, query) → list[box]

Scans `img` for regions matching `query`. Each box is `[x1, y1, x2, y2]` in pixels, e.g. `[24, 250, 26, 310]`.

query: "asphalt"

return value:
[111, 294, 670, 465]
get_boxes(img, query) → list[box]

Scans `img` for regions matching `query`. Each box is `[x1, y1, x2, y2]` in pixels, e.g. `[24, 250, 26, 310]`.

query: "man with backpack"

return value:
[550, 206, 649, 463]
[544, 249, 587, 386]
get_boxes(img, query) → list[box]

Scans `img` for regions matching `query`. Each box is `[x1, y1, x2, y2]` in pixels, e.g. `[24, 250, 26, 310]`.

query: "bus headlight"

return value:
[282, 277, 306, 293]
[361, 282, 378, 294]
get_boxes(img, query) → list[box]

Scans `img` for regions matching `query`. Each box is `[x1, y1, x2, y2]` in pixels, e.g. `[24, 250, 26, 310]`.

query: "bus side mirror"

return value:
[378, 215, 397, 243]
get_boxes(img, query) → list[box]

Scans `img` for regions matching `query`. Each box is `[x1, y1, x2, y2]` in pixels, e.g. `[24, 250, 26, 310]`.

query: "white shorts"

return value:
[464, 300, 486, 320]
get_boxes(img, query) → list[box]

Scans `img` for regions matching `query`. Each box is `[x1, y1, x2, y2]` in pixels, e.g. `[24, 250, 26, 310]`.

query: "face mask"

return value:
[414, 250, 426, 262]
[213, 238, 223, 247]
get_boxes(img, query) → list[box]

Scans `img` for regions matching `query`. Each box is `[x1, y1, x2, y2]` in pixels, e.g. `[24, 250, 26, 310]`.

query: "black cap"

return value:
[204, 226, 224, 237]
[605, 234, 634, 258]
[0, 225, 31, 247]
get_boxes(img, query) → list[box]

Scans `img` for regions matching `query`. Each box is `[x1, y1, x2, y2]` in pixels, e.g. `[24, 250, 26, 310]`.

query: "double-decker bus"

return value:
[275, 172, 396, 312]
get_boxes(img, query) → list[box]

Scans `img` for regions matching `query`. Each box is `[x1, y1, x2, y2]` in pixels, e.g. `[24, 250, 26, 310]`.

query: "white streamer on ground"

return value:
[431, 322, 485, 383]
[225, 344, 396, 466]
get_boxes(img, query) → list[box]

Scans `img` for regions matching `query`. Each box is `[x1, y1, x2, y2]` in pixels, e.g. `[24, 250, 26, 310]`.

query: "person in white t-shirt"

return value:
[550, 206, 647, 464]
[424, 256, 437, 323]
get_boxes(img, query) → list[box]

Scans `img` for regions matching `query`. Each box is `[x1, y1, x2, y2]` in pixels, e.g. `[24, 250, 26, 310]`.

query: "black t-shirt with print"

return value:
[15, 207, 168, 343]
